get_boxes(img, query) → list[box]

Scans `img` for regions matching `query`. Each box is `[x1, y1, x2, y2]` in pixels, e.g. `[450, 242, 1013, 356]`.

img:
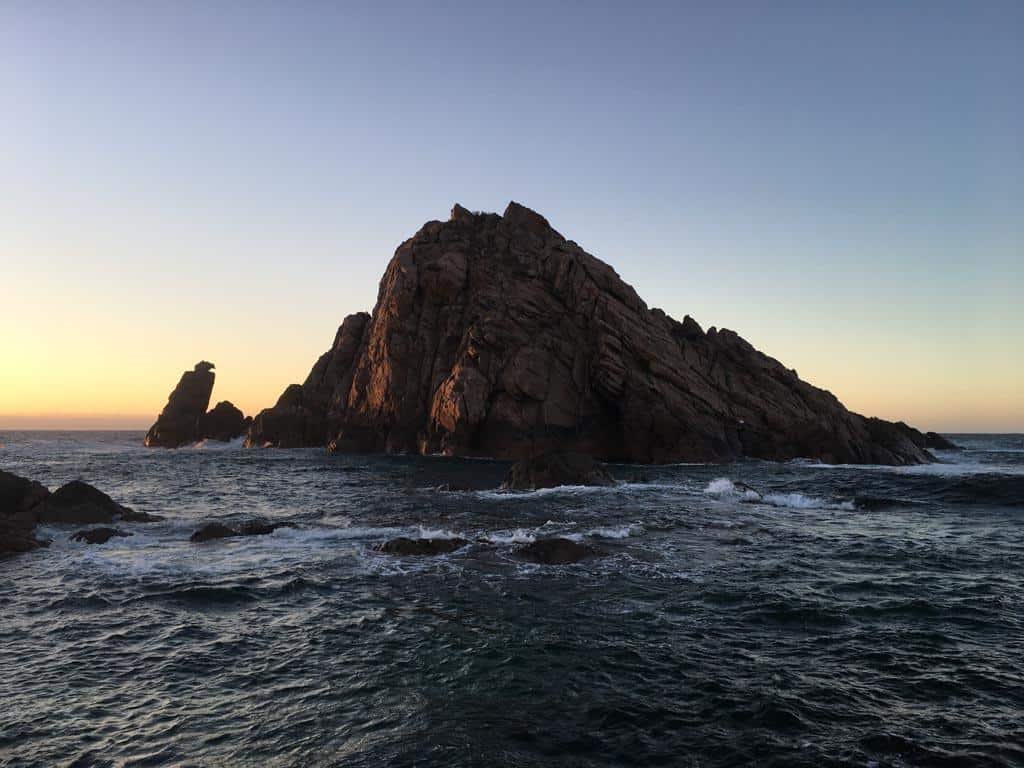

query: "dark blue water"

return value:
[1, 433, 1022, 767]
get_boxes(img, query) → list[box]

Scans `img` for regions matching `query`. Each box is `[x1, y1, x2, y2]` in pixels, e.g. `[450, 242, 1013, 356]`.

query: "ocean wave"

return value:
[705, 478, 854, 510]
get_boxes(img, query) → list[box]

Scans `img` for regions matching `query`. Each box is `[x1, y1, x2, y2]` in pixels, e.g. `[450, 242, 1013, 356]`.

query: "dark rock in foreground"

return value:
[190, 520, 295, 543]
[502, 451, 616, 491]
[71, 527, 132, 545]
[374, 537, 469, 556]
[513, 538, 603, 565]
[248, 202, 935, 465]
[35, 481, 159, 525]
[0, 470, 51, 554]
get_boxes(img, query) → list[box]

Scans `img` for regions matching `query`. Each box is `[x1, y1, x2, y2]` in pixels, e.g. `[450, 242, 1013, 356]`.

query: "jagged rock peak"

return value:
[247, 202, 935, 466]
[145, 362, 249, 447]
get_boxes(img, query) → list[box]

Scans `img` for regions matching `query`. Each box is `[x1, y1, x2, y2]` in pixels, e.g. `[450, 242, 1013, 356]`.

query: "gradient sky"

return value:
[1, 1, 1021, 432]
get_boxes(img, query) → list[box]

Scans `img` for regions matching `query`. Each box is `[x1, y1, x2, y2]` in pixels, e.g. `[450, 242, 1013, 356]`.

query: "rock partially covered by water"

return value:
[250, 202, 935, 465]
[502, 452, 616, 491]
[71, 527, 132, 545]
[0, 470, 51, 554]
[924, 432, 959, 450]
[513, 538, 603, 565]
[374, 537, 469, 556]
[35, 481, 159, 525]
[199, 401, 251, 442]
[189, 520, 295, 543]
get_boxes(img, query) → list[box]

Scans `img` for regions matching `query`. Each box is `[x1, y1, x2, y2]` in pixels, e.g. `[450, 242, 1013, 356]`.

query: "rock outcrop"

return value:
[189, 520, 295, 543]
[145, 362, 250, 447]
[373, 537, 469, 556]
[71, 527, 131, 545]
[35, 480, 161, 525]
[502, 452, 616, 490]
[247, 202, 936, 465]
[1, 470, 51, 554]
[513, 538, 603, 565]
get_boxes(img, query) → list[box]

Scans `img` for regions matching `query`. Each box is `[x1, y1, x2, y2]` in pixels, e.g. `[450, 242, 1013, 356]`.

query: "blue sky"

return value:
[1, 1, 1021, 430]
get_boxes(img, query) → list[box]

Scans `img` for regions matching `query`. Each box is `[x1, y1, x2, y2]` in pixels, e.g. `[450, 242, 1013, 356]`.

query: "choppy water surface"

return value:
[1, 432, 1022, 767]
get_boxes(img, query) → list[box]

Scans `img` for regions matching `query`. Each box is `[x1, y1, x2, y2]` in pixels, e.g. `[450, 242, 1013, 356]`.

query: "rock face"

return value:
[514, 538, 603, 565]
[373, 537, 469, 556]
[35, 480, 160, 525]
[924, 432, 959, 450]
[189, 520, 295, 543]
[199, 401, 251, 443]
[502, 452, 616, 490]
[248, 202, 936, 465]
[0, 470, 51, 554]
[71, 527, 131, 545]
[146, 362, 250, 447]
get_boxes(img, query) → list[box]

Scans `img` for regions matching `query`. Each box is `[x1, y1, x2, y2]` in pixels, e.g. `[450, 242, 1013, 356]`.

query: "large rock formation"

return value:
[247, 202, 935, 465]
[145, 362, 250, 447]
[1, 470, 51, 554]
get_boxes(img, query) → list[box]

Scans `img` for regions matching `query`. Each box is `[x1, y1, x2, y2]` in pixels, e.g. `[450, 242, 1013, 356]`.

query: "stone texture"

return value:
[248, 202, 935, 465]
[35, 480, 159, 525]
[199, 401, 251, 442]
[146, 362, 253, 447]
[373, 537, 469, 556]
[513, 538, 603, 565]
[0, 470, 50, 554]
[189, 520, 295, 543]
[71, 527, 131, 545]
[145, 362, 217, 447]
[502, 452, 616, 490]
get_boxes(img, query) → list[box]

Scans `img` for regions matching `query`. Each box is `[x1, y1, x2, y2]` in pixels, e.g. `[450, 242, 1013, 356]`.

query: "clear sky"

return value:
[1, 1, 1021, 432]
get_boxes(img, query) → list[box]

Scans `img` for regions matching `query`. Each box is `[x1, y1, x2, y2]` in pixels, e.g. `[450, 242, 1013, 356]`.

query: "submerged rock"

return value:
[502, 452, 616, 491]
[35, 480, 159, 525]
[374, 537, 469, 556]
[189, 520, 295, 543]
[71, 527, 132, 545]
[0, 470, 51, 554]
[247, 202, 935, 465]
[513, 538, 603, 565]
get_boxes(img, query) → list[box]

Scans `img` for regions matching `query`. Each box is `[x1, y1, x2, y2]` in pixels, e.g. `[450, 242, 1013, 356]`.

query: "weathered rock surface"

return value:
[248, 202, 936, 465]
[0, 470, 51, 554]
[35, 480, 160, 525]
[373, 537, 469, 556]
[189, 520, 295, 543]
[71, 527, 132, 545]
[502, 451, 616, 490]
[924, 432, 959, 450]
[145, 362, 251, 447]
[513, 538, 603, 565]
[199, 401, 251, 443]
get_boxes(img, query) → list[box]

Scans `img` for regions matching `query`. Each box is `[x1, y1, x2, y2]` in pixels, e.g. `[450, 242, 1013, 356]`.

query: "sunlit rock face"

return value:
[248, 202, 933, 465]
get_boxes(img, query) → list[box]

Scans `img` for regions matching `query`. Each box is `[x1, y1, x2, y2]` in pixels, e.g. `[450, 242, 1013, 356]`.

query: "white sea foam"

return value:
[485, 529, 537, 545]
[415, 526, 463, 540]
[704, 478, 853, 510]
[586, 524, 640, 539]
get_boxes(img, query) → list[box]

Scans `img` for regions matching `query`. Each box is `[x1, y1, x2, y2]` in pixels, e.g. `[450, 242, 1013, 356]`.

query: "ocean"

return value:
[1, 432, 1022, 767]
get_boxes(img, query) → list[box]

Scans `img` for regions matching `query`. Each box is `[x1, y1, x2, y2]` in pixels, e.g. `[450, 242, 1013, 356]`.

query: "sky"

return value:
[1, 1, 1021, 432]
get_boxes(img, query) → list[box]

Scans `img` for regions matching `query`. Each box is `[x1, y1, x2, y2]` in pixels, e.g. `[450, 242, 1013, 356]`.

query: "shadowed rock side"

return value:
[249, 202, 935, 465]
[1, 470, 51, 553]
[145, 362, 250, 447]
[502, 452, 616, 491]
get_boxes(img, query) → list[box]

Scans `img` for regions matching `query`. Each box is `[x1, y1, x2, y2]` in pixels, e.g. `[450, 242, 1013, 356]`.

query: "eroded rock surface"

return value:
[189, 520, 295, 543]
[71, 527, 131, 545]
[502, 452, 616, 490]
[248, 202, 936, 465]
[513, 538, 603, 565]
[146, 362, 251, 447]
[373, 537, 469, 556]
[35, 480, 159, 525]
[0, 470, 51, 554]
